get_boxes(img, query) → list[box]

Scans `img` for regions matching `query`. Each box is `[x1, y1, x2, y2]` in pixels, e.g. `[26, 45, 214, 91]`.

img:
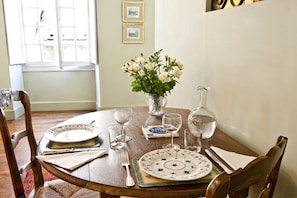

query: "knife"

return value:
[205, 149, 233, 174]
[43, 147, 107, 155]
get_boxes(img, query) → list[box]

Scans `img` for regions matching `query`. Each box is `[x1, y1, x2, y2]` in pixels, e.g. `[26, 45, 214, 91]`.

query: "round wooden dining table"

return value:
[38, 107, 258, 198]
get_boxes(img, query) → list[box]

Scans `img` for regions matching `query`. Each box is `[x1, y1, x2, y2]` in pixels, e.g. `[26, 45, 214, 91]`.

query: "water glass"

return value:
[184, 128, 202, 153]
[108, 125, 124, 150]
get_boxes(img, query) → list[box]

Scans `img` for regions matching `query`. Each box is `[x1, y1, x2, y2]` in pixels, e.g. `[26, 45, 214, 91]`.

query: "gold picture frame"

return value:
[122, 1, 144, 22]
[122, 23, 144, 44]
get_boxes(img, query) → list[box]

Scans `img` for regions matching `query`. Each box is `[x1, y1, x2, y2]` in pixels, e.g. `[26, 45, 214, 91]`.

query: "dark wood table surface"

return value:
[38, 107, 258, 198]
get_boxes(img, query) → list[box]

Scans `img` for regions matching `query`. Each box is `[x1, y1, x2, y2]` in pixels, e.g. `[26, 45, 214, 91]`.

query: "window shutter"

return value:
[89, 0, 98, 65]
[3, 0, 25, 65]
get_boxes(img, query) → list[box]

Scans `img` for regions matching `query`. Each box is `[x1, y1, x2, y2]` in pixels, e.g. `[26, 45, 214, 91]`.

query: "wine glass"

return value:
[114, 108, 133, 142]
[162, 113, 182, 149]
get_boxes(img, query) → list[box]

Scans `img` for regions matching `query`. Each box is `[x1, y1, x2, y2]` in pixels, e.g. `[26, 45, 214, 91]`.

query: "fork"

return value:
[121, 150, 135, 187]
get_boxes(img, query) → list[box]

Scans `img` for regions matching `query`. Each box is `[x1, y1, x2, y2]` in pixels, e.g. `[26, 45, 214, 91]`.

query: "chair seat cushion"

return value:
[32, 179, 100, 198]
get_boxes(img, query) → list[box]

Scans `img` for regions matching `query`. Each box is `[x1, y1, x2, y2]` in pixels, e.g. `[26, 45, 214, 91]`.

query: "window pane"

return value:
[61, 26, 76, 62]
[37, 0, 55, 9]
[61, 27, 75, 43]
[41, 45, 57, 62]
[22, 0, 37, 7]
[62, 45, 76, 61]
[77, 45, 89, 61]
[74, 0, 87, 9]
[26, 45, 41, 61]
[39, 27, 55, 42]
[59, 0, 74, 8]
[24, 27, 40, 43]
[23, 8, 39, 26]
[74, 9, 88, 27]
[76, 28, 88, 42]
[60, 8, 74, 26]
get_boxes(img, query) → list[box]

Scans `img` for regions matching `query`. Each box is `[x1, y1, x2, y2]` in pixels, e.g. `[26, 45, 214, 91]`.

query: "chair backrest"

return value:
[205, 171, 230, 198]
[206, 136, 288, 198]
[0, 89, 44, 198]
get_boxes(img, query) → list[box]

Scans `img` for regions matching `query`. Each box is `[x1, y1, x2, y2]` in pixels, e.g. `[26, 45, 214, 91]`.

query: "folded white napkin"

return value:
[37, 149, 108, 171]
[211, 146, 256, 171]
[142, 125, 179, 139]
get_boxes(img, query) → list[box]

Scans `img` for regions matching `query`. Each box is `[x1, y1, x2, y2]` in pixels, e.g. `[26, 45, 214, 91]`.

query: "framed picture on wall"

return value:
[122, 1, 144, 22]
[122, 23, 144, 44]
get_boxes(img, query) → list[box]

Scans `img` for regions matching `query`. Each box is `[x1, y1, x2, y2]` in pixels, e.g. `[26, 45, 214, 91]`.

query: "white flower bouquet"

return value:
[121, 49, 183, 97]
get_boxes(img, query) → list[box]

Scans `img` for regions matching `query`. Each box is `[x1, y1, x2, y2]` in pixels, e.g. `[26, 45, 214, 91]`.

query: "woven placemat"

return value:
[133, 158, 219, 188]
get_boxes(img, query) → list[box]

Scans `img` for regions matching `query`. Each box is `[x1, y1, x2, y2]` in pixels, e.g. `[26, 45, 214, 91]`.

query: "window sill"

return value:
[22, 65, 96, 72]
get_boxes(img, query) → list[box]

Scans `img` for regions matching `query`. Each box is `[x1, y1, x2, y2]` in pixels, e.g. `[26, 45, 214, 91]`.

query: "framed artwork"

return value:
[122, 23, 144, 44]
[122, 1, 144, 22]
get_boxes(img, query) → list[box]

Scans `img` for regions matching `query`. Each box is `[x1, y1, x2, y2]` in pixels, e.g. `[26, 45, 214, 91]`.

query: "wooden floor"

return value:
[0, 110, 93, 198]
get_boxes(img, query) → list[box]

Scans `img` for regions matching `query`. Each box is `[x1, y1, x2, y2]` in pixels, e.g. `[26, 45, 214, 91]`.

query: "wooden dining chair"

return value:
[0, 89, 99, 198]
[205, 136, 288, 198]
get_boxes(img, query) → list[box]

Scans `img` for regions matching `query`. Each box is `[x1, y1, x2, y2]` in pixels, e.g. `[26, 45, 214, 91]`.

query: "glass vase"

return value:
[0, 89, 18, 108]
[145, 93, 167, 117]
[187, 86, 217, 140]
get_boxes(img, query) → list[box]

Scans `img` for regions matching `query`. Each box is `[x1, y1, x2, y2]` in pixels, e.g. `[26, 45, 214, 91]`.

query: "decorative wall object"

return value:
[122, 1, 144, 22]
[122, 23, 144, 44]
[121, 1, 144, 44]
[212, 0, 261, 10]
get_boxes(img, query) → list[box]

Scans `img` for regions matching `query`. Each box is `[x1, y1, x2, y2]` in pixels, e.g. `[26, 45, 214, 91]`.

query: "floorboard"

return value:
[0, 110, 92, 197]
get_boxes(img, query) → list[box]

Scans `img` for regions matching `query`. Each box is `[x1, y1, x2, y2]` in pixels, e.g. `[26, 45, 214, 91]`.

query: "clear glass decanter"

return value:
[188, 86, 217, 139]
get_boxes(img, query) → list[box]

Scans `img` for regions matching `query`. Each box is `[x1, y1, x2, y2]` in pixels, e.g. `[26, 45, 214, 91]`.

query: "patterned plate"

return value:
[45, 124, 101, 143]
[139, 148, 212, 181]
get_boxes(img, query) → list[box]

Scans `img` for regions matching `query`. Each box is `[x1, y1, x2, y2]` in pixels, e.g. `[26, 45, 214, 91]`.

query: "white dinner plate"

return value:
[139, 148, 212, 181]
[45, 124, 101, 143]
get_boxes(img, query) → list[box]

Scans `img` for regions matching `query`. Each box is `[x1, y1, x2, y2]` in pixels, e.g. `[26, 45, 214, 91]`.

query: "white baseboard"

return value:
[4, 105, 24, 120]
[31, 101, 97, 111]
[4, 101, 96, 120]
[5, 101, 142, 120]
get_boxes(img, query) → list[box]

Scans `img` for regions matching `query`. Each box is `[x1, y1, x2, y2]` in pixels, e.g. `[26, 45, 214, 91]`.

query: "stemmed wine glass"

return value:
[114, 108, 133, 142]
[162, 113, 182, 149]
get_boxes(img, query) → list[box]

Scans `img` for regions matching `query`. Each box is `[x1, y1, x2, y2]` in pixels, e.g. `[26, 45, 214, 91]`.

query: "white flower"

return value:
[127, 65, 133, 72]
[144, 62, 154, 71]
[132, 63, 140, 72]
[139, 70, 145, 77]
[176, 61, 183, 70]
[172, 66, 182, 78]
[135, 56, 146, 65]
[121, 65, 127, 72]
[128, 72, 134, 77]
[158, 72, 170, 83]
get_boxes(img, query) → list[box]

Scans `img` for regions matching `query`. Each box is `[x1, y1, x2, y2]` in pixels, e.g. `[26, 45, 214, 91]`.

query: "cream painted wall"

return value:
[204, 0, 297, 196]
[23, 71, 96, 111]
[0, 0, 10, 88]
[156, 0, 297, 197]
[97, 0, 155, 109]
[155, 0, 206, 109]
